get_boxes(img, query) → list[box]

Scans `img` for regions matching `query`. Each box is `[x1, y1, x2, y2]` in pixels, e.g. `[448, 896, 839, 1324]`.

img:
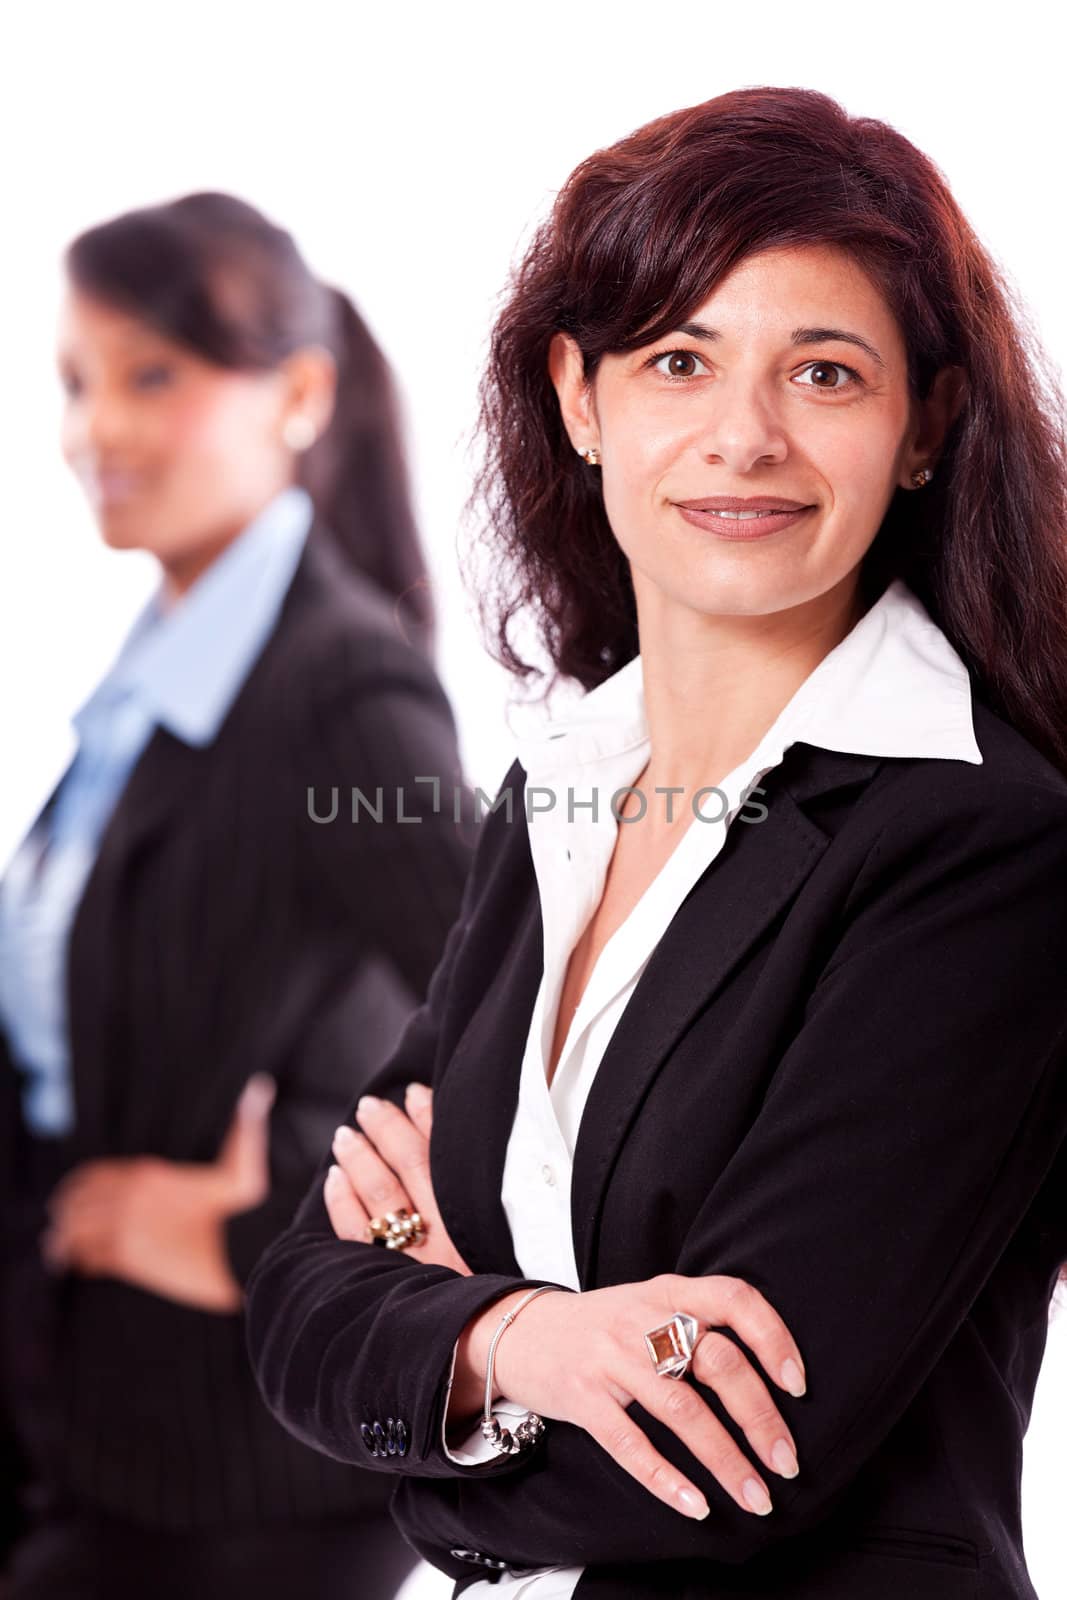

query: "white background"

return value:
[1, 4, 1064, 1595]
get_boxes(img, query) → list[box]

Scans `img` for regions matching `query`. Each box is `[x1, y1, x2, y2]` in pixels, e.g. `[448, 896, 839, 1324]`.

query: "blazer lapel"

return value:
[432, 741, 884, 1284]
[67, 727, 209, 1150]
[63, 522, 334, 1152]
[569, 743, 884, 1285]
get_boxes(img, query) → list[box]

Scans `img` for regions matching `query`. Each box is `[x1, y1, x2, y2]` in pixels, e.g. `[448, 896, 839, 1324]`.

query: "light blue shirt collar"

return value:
[73, 485, 314, 748]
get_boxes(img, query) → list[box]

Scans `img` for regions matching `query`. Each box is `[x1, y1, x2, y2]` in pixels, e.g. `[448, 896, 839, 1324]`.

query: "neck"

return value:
[156, 482, 292, 609]
[634, 573, 868, 801]
[159, 527, 240, 609]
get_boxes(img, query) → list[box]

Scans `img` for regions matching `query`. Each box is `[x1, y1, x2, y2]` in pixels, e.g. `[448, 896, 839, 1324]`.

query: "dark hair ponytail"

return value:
[65, 190, 434, 650]
[298, 284, 432, 648]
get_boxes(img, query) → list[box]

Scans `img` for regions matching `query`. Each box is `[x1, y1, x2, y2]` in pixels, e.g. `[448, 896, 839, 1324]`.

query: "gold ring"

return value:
[366, 1208, 426, 1251]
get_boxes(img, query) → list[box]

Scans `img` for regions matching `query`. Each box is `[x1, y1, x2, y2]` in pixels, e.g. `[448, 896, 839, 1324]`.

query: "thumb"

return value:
[215, 1074, 276, 1209]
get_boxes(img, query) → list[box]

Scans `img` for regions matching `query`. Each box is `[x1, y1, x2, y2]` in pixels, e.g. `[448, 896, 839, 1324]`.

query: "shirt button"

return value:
[541, 1163, 556, 1186]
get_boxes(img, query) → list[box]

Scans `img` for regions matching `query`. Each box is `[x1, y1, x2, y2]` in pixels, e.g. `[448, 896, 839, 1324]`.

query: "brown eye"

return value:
[652, 350, 708, 379]
[795, 360, 861, 394]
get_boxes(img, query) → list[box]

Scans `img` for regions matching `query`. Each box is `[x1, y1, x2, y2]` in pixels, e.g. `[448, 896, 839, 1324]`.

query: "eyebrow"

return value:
[672, 321, 887, 372]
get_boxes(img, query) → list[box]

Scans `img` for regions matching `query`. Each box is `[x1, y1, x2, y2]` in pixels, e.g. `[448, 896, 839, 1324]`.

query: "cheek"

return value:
[600, 403, 684, 526]
[162, 389, 257, 464]
[616, 399, 690, 476]
[151, 383, 285, 518]
[803, 410, 905, 506]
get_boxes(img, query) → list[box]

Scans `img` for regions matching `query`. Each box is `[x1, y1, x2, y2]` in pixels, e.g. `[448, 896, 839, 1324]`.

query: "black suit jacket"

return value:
[246, 691, 1067, 1600]
[0, 519, 476, 1543]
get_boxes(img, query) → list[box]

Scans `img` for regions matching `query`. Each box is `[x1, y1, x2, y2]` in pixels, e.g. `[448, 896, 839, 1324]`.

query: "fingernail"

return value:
[780, 1358, 806, 1396]
[325, 1164, 345, 1187]
[332, 1125, 358, 1151]
[676, 1487, 709, 1520]
[771, 1439, 799, 1479]
[356, 1096, 380, 1116]
[405, 1082, 431, 1105]
[743, 1478, 773, 1516]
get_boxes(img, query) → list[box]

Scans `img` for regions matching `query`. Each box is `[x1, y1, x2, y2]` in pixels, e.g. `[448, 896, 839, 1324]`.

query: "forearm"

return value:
[444, 1287, 535, 1438]
[246, 1183, 558, 1477]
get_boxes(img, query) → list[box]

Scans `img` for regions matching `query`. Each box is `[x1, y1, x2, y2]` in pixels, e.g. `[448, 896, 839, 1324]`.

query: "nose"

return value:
[691, 372, 789, 474]
[85, 393, 134, 454]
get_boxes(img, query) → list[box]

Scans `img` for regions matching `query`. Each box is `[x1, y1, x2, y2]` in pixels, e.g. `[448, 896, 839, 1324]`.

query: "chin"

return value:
[649, 565, 798, 620]
[94, 504, 150, 551]
[97, 524, 142, 551]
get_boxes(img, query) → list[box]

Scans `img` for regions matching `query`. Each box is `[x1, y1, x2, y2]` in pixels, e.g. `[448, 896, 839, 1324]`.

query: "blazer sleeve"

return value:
[223, 957, 437, 1287]
[244, 760, 567, 1473]
[249, 772, 1067, 1573]
[224, 638, 477, 1286]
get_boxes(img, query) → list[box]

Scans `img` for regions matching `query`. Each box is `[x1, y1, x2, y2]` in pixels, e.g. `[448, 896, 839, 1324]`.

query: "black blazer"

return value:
[0, 518, 476, 1545]
[245, 691, 1067, 1600]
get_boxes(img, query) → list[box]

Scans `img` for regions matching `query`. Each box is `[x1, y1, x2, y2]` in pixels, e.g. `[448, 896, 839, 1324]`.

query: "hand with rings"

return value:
[324, 1083, 471, 1277]
[451, 1272, 806, 1523]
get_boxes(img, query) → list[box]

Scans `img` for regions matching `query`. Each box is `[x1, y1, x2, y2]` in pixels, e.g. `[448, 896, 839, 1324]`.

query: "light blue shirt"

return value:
[0, 485, 314, 1136]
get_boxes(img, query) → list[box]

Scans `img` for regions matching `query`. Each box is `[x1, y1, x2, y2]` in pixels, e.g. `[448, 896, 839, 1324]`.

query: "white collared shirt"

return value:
[447, 578, 983, 1598]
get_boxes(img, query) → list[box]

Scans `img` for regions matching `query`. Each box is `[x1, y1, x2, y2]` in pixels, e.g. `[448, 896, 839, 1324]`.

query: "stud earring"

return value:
[578, 446, 601, 467]
[283, 415, 317, 452]
[911, 467, 933, 488]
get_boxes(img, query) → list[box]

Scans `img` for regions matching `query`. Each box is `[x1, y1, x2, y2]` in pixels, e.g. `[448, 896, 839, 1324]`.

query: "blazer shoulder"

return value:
[970, 693, 1067, 794]
[841, 695, 1067, 901]
[273, 520, 445, 702]
[862, 692, 1067, 823]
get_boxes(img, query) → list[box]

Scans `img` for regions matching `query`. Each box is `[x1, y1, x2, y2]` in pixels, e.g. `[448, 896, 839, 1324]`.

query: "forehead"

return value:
[56, 289, 176, 356]
[679, 243, 897, 340]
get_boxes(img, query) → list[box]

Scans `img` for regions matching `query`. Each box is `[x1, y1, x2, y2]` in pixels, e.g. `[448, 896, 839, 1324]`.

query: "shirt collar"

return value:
[514, 577, 982, 783]
[73, 485, 314, 748]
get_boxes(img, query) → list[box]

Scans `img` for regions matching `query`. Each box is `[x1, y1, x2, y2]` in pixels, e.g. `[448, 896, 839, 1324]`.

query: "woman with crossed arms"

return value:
[245, 87, 1067, 1600]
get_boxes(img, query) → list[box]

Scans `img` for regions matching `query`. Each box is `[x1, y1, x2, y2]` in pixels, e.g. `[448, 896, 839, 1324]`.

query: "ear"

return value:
[278, 345, 338, 442]
[548, 331, 599, 456]
[900, 364, 968, 487]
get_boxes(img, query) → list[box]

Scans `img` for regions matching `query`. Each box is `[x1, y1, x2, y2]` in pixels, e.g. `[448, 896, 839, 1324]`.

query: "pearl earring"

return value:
[578, 446, 601, 467]
[283, 415, 317, 452]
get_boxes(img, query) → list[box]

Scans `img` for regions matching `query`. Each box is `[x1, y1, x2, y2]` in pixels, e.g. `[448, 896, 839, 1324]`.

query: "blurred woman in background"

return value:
[0, 191, 473, 1597]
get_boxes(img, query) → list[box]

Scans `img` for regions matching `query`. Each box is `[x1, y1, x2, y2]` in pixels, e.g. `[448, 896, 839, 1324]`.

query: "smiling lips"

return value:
[82, 466, 147, 507]
[673, 494, 815, 540]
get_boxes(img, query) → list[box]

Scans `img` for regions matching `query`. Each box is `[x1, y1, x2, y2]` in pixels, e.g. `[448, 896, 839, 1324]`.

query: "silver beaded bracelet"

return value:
[480, 1284, 564, 1456]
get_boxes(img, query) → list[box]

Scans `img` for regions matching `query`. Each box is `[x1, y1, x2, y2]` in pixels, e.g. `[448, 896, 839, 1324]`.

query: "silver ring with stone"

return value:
[644, 1311, 703, 1379]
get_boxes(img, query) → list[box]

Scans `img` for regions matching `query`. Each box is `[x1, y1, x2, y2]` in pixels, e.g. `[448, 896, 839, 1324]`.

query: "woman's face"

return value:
[551, 243, 959, 623]
[56, 288, 326, 583]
